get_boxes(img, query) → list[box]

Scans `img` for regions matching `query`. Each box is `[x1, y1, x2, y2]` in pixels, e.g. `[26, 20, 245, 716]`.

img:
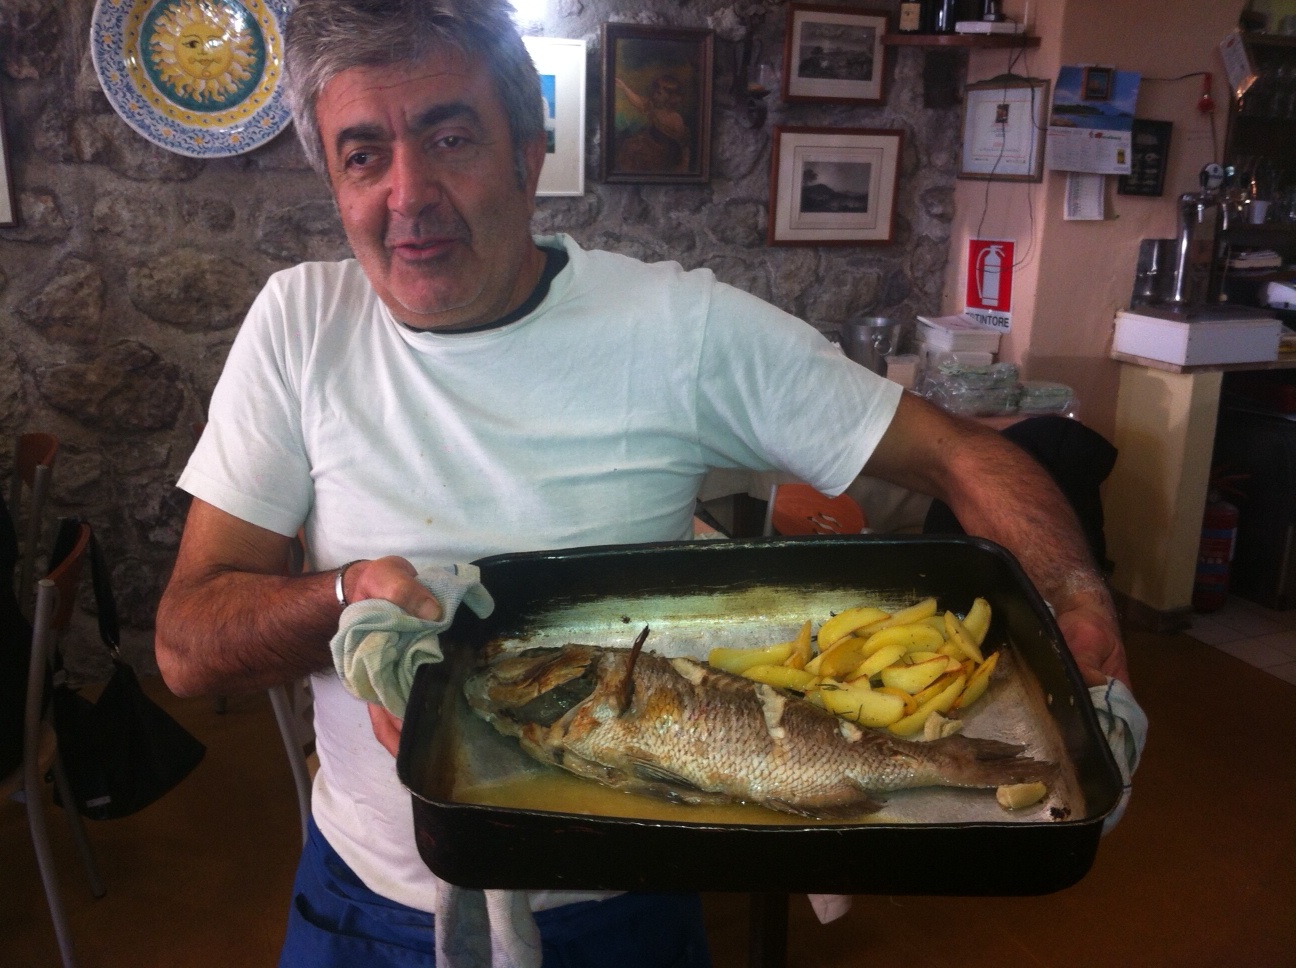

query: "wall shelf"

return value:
[881, 33, 1040, 49]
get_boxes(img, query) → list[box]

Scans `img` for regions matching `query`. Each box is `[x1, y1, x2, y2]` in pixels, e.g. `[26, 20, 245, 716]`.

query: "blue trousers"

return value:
[279, 818, 713, 968]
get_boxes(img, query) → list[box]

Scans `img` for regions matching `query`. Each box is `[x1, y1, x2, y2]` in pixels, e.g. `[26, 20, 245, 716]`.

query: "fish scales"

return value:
[465, 643, 1053, 818]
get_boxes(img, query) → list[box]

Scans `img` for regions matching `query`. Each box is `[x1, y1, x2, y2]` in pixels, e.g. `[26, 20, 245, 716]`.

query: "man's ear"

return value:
[521, 131, 546, 199]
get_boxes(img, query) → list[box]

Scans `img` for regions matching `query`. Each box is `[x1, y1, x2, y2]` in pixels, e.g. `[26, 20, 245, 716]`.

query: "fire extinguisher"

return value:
[1192, 474, 1245, 613]
[976, 244, 1004, 308]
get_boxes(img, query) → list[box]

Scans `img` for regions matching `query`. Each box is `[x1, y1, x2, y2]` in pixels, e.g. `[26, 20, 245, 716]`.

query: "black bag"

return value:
[0, 490, 32, 778]
[49, 519, 206, 820]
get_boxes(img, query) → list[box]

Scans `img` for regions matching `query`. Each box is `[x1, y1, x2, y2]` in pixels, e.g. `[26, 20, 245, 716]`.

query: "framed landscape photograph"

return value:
[959, 76, 1049, 183]
[782, 4, 889, 105]
[523, 37, 587, 197]
[768, 126, 902, 246]
[600, 23, 713, 184]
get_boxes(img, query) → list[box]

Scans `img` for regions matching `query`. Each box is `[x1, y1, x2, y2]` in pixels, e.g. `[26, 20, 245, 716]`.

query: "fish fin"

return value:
[766, 794, 884, 819]
[929, 734, 1057, 788]
[629, 758, 704, 793]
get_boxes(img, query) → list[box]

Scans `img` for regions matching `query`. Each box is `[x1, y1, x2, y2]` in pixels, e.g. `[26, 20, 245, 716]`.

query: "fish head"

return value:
[465, 645, 602, 728]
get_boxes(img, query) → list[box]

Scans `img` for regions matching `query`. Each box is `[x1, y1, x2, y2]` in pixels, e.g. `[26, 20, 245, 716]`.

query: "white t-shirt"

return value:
[180, 233, 902, 913]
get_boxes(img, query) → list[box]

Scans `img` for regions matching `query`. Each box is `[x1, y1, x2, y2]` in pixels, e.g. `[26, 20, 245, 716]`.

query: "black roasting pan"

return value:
[397, 535, 1123, 896]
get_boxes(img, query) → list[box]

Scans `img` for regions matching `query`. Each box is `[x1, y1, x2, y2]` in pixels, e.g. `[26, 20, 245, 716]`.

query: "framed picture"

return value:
[1117, 119, 1172, 197]
[781, 5, 889, 106]
[0, 94, 14, 227]
[523, 37, 587, 197]
[1082, 65, 1114, 101]
[959, 76, 1049, 183]
[600, 23, 713, 184]
[768, 126, 902, 246]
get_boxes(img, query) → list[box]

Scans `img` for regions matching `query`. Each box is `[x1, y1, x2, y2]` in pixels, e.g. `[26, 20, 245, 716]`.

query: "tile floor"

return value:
[3, 624, 1294, 967]
[1184, 593, 1296, 685]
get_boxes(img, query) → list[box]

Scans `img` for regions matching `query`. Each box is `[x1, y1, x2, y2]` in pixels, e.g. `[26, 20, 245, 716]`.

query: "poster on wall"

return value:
[965, 239, 1015, 332]
[1045, 65, 1141, 176]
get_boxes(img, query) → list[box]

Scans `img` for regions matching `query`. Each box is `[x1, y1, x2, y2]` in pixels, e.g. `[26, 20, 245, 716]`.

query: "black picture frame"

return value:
[600, 23, 713, 185]
[1117, 119, 1173, 198]
[1082, 66, 1113, 102]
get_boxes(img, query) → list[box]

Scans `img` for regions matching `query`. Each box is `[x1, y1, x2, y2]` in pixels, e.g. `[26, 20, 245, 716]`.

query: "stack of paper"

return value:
[954, 20, 1025, 34]
[1228, 249, 1283, 271]
[916, 314, 1003, 354]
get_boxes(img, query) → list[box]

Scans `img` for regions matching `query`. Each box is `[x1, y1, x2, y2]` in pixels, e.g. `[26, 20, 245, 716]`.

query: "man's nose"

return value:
[387, 142, 443, 218]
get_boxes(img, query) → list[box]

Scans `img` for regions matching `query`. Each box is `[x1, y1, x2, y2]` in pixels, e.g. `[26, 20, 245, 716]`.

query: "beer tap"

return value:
[1168, 163, 1245, 307]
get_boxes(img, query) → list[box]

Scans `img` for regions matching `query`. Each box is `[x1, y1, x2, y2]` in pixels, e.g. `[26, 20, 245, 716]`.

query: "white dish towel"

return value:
[330, 563, 541, 968]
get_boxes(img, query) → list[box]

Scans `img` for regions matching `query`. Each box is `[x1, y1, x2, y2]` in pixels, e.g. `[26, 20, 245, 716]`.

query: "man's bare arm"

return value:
[864, 393, 1128, 688]
[155, 499, 440, 697]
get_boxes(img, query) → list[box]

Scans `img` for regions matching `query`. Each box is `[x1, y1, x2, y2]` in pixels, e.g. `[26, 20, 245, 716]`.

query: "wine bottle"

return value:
[933, 0, 958, 33]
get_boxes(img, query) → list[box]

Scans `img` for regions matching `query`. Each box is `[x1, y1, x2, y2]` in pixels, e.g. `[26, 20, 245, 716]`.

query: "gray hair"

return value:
[283, 0, 545, 186]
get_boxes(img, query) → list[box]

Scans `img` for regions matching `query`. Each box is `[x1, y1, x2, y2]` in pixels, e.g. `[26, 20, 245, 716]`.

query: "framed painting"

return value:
[600, 23, 713, 184]
[768, 126, 902, 246]
[781, 5, 890, 106]
[959, 76, 1049, 183]
[523, 37, 587, 197]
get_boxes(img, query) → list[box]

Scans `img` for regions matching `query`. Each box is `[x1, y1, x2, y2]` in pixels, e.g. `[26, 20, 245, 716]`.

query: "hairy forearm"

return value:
[937, 422, 1108, 610]
[155, 567, 340, 697]
[866, 396, 1128, 687]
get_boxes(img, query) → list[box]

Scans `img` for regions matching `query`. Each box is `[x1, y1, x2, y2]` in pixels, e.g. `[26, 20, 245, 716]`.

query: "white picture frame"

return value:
[523, 37, 587, 197]
[0, 94, 15, 226]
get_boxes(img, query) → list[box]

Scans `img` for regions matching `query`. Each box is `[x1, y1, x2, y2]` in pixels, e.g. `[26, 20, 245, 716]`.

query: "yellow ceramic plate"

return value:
[90, 0, 294, 158]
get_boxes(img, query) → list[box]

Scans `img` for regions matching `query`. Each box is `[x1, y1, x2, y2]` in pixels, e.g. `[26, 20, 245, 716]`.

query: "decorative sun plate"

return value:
[91, 0, 295, 158]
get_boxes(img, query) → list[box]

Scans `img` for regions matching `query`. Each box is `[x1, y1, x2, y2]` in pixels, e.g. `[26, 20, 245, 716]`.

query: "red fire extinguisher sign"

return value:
[965, 239, 1014, 331]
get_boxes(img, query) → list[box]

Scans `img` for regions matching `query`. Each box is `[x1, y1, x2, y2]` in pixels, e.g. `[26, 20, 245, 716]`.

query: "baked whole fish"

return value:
[464, 640, 1053, 818]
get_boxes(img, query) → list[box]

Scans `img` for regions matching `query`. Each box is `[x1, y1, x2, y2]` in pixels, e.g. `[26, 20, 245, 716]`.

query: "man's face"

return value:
[316, 48, 545, 330]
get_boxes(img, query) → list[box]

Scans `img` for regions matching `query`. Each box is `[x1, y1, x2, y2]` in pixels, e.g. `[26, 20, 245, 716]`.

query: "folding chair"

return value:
[8, 432, 59, 617]
[762, 482, 867, 536]
[0, 521, 105, 968]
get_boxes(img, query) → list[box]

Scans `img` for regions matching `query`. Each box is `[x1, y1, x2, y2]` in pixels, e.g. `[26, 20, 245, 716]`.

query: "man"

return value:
[155, 0, 1133, 963]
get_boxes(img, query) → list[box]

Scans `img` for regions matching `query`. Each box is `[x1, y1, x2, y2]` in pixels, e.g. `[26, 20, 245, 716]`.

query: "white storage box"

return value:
[1112, 309, 1282, 366]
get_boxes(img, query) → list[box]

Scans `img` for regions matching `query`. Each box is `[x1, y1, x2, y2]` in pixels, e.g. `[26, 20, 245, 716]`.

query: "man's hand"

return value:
[1056, 598, 1129, 688]
[369, 703, 403, 757]
[343, 556, 443, 622]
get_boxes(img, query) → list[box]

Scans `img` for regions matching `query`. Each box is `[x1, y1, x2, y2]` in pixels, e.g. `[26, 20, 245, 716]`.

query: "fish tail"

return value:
[928, 734, 1054, 789]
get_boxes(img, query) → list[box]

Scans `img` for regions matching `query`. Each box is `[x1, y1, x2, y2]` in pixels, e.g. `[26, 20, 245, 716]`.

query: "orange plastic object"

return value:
[769, 483, 866, 536]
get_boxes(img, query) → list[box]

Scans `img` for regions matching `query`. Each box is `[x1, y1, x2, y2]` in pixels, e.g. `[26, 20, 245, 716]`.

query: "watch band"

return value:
[335, 559, 362, 609]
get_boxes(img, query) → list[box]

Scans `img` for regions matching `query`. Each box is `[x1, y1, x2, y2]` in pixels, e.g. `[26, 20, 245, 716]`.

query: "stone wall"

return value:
[0, 0, 960, 676]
